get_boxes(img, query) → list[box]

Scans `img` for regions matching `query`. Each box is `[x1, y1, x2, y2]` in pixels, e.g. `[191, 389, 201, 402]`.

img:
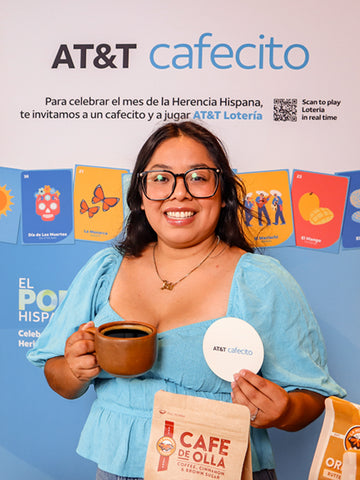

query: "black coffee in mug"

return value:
[103, 327, 149, 339]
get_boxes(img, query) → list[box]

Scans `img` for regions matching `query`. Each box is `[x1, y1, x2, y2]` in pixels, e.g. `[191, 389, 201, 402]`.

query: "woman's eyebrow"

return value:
[147, 163, 211, 170]
[146, 163, 171, 170]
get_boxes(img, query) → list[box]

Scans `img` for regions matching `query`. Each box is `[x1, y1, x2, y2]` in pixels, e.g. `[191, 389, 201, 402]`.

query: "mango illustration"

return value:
[309, 207, 334, 225]
[298, 192, 320, 221]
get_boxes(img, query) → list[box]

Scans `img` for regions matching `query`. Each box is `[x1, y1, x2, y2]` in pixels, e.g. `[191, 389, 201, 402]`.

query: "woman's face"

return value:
[141, 135, 224, 248]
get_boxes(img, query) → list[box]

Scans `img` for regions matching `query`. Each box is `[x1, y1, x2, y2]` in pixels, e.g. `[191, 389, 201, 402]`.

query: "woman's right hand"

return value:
[64, 321, 101, 383]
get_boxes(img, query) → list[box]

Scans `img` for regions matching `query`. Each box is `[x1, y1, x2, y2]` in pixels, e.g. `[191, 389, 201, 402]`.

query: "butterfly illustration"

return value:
[92, 184, 120, 212]
[348, 435, 360, 450]
[80, 199, 99, 218]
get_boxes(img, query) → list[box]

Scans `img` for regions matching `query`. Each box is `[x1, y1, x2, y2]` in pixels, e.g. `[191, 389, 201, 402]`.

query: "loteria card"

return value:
[0, 167, 22, 244]
[74, 165, 128, 242]
[291, 170, 348, 252]
[21, 169, 74, 244]
[237, 170, 295, 247]
[337, 170, 360, 249]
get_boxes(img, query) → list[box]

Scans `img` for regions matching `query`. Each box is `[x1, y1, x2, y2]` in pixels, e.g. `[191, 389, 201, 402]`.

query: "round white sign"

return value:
[203, 317, 264, 382]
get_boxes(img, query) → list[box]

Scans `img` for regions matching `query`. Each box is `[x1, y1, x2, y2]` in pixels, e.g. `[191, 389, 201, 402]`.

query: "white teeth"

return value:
[166, 211, 194, 218]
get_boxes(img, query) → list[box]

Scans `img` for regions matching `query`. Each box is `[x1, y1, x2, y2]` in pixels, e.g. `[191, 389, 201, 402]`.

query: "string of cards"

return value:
[0, 165, 359, 252]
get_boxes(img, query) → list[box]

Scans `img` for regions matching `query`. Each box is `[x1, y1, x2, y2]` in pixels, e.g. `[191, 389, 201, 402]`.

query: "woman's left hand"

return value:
[231, 369, 290, 429]
[231, 369, 326, 431]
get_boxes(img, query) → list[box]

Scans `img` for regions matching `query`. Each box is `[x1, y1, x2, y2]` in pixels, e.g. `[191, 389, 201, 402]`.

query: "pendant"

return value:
[161, 280, 175, 291]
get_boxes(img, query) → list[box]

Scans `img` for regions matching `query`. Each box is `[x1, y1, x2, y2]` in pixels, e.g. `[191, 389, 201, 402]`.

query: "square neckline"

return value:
[104, 249, 250, 335]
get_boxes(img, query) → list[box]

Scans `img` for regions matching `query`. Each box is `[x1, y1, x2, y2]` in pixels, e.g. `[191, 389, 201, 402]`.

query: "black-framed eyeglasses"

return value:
[138, 167, 221, 201]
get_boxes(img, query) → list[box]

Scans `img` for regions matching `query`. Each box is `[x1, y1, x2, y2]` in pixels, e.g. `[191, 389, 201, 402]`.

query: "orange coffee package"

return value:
[144, 390, 252, 480]
[309, 396, 360, 480]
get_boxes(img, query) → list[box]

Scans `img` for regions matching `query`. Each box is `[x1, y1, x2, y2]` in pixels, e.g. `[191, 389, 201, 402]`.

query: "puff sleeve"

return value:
[27, 247, 122, 368]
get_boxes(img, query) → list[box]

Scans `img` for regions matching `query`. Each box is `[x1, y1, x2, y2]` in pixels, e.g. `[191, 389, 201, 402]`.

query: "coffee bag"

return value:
[144, 390, 252, 480]
[309, 396, 360, 480]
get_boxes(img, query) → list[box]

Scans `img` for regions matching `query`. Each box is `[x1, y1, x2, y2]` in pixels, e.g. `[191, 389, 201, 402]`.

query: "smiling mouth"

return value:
[165, 211, 195, 218]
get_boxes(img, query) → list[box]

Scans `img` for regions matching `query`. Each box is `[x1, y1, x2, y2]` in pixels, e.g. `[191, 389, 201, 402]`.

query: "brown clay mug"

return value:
[86, 321, 157, 377]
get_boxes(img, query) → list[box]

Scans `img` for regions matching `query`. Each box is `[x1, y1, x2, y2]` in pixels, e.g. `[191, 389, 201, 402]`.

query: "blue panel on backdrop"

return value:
[1, 241, 105, 330]
[0, 242, 104, 480]
[1, 239, 359, 480]
[0, 329, 97, 480]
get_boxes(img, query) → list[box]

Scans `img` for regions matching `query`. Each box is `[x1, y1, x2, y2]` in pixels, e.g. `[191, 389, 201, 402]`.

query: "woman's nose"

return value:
[170, 176, 191, 200]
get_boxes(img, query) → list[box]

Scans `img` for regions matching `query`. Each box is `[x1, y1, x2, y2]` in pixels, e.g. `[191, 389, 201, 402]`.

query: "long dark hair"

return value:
[116, 121, 255, 256]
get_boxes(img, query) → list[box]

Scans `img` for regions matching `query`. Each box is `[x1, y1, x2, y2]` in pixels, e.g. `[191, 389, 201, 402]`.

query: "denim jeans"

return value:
[96, 469, 143, 480]
[254, 470, 277, 480]
[96, 468, 277, 480]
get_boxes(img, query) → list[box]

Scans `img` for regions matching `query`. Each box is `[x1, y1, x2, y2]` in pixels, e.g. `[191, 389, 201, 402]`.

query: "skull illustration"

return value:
[36, 192, 60, 221]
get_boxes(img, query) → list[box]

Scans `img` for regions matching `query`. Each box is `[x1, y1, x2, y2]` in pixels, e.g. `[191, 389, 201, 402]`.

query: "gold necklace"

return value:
[153, 236, 220, 291]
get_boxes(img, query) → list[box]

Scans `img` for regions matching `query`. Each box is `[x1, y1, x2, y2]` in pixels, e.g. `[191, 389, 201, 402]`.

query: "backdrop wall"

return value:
[1, 2, 359, 479]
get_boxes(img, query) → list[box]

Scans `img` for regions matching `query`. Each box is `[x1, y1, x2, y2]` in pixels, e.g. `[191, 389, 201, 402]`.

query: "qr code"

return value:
[273, 98, 297, 122]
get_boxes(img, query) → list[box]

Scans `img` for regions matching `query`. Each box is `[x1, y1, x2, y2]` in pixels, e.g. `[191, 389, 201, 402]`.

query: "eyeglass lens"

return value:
[142, 168, 219, 200]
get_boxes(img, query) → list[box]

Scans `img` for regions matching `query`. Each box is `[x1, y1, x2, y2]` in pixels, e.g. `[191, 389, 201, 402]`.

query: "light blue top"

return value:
[27, 247, 346, 477]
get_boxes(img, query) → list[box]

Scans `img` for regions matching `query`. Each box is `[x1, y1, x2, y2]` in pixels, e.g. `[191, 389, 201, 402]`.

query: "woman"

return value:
[27, 121, 346, 480]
